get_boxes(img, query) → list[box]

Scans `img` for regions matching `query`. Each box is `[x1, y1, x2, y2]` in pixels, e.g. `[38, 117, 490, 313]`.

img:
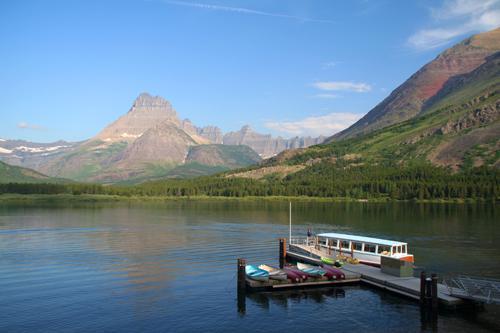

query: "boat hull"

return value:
[320, 265, 345, 280]
[284, 266, 308, 281]
[246, 265, 269, 281]
[258, 265, 288, 281]
[297, 262, 326, 277]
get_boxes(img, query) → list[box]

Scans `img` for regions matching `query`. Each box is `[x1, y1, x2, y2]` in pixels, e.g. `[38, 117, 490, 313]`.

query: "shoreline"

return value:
[0, 193, 494, 204]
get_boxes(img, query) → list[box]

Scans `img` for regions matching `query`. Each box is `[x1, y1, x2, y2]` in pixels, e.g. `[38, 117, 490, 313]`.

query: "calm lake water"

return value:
[0, 200, 499, 332]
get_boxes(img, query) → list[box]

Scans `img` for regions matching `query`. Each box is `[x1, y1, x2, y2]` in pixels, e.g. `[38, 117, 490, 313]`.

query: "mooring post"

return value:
[279, 238, 286, 269]
[431, 273, 438, 311]
[237, 258, 246, 315]
[237, 258, 246, 294]
[420, 271, 426, 305]
[425, 277, 432, 307]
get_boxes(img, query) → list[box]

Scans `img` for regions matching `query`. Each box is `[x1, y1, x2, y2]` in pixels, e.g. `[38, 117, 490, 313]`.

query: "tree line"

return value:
[0, 163, 498, 201]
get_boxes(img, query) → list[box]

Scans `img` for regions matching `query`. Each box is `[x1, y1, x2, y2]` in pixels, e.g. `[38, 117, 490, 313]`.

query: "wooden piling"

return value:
[431, 273, 438, 311]
[279, 238, 286, 269]
[420, 271, 426, 305]
[425, 277, 432, 301]
[237, 258, 246, 293]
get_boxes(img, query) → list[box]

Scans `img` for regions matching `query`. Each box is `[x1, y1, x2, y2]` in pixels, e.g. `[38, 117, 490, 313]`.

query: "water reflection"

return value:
[240, 287, 347, 314]
[0, 201, 498, 332]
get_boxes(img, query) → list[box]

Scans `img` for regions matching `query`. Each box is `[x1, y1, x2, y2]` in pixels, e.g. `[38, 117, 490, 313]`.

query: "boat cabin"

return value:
[316, 232, 414, 265]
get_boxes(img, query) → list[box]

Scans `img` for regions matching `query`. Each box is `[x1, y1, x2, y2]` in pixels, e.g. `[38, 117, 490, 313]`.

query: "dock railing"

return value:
[289, 237, 315, 246]
[443, 275, 500, 305]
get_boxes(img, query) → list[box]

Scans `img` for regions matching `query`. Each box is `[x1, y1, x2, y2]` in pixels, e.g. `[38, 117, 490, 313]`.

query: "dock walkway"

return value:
[286, 250, 463, 307]
[341, 263, 462, 306]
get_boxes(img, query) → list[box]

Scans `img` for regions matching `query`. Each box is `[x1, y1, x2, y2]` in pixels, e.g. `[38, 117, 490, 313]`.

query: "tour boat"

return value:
[290, 232, 414, 267]
[245, 265, 269, 281]
[258, 264, 288, 281]
[297, 262, 326, 277]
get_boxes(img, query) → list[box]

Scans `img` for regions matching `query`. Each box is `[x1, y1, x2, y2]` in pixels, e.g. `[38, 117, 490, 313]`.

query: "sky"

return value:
[1, 0, 499, 142]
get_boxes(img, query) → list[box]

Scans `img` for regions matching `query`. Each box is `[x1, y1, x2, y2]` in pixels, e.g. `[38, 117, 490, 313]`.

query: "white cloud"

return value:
[408, 0, 500, 50]
[162, 1, 334, 23]
[322, 61, 339, 69]
[312, 93, 340, 99]
[312, 81, 372, 93]
[264, 112, 363, 137]
[17, 122, 46, 130]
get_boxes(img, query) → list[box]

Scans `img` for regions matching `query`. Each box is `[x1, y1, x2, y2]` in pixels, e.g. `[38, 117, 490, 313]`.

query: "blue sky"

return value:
[1, 0, 499, 142]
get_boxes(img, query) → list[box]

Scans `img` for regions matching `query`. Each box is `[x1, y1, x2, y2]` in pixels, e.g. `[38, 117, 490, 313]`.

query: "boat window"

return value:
[353, 242, 362, 251]
[364, 244, 376, 253]
[329, 239, 338, 248]
[319, 238, 327, 246]
[402, 245, 407, 253]
[378, 245, 391, 254]
[341, 240, 350, 249]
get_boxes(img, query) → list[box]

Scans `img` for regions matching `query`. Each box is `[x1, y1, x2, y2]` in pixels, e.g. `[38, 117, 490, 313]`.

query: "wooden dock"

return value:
[286, 250, 463, 307]
[245, 273, 361, 291]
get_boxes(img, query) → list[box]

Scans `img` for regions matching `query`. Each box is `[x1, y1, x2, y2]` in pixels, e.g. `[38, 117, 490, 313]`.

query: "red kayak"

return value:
[321, 264, 346, 280]
[284, 266, 308, 282]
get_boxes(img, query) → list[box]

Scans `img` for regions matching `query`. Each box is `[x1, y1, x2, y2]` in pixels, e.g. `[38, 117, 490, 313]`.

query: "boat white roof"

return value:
[317, 232, 407, 246]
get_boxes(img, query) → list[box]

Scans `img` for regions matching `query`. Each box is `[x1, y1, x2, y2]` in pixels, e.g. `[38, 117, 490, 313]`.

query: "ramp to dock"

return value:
[445, 276, 500, 305]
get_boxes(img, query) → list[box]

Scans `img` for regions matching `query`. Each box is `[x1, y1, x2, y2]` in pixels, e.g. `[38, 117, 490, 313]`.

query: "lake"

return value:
[0, 200, 499, 332]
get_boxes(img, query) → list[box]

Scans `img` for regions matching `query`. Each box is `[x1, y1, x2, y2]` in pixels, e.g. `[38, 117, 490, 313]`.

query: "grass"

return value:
[0, 193, 487, 204]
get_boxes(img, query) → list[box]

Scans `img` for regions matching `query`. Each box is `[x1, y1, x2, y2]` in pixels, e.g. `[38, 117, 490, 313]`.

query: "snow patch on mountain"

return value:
[14, 146, 69, 153]
[0, 147, 13, 154]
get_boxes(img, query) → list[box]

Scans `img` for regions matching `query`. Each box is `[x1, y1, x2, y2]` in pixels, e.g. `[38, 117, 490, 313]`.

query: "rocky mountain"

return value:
[225, 35, 499, 180]
[0, 93, 323, 183]
[94, 93, 180, 143]
[0, 139, 78, 171]
[328, 28, 500, 142]
[223, 125, 325, 158]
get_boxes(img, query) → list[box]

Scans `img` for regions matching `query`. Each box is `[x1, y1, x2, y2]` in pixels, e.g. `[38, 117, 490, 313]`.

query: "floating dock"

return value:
[245, 272, 361, 291]
[286, 249, 463, 307]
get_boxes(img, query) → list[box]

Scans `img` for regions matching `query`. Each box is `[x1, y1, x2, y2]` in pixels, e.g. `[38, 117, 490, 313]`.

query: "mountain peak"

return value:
[94, 93, 180, 143]
[132, 93, 172, 109]
[241, 125, 252, 132]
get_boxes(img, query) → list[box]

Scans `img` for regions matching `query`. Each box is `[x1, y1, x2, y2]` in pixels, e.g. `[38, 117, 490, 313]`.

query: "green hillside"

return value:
[276, 52, 499, 170]
[0, 161, 63, 183]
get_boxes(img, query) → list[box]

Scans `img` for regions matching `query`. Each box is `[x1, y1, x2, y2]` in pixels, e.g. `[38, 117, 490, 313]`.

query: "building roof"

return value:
[317, 232, 406, 247]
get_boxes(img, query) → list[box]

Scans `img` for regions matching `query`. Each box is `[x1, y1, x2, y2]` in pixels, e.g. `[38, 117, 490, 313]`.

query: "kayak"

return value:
[284, 266, 308, 281]
[245, 265, 269, 281]
[320, 264, 346, 280]
[258, 264, 288, 281]
[297, 262, 326, 277]
[321, 257, 334, 265]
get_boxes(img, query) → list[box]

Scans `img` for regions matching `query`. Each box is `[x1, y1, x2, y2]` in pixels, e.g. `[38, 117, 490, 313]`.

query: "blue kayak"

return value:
[246, 265, 270, 281]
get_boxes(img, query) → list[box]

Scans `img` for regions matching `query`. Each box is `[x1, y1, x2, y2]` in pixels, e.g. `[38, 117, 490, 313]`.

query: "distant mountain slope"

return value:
[223, 125, 325, 158]
[0, 161, 62, 183]
[186, 144, 261, 168]
[227, 50, 499, 179]
[0, 93, 323, 183]
[0, 139, 78, 171]
[328, 28, 500, 142]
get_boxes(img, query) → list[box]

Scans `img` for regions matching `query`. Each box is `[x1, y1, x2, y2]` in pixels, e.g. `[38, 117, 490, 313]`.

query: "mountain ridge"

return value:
[328, 28, 500, 142]
[0, 93, 323, 183]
